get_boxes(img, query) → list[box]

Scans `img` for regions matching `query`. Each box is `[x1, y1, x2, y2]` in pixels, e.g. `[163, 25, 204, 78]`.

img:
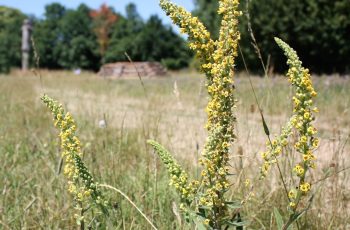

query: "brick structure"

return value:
[98, 62, 167, 78]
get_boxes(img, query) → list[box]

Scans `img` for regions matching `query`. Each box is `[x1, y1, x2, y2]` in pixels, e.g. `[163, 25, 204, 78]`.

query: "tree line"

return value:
[0, 3, 191, 73]
[1, 0, 350, 74]
[194, 0, 350, 74]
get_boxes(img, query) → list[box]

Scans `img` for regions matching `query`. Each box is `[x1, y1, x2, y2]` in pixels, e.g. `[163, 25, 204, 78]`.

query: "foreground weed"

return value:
[42, 95, 158, 229]
[148, 0, 242, 229]
[41, 95, 108, 225]
[260, 38, 319, 229]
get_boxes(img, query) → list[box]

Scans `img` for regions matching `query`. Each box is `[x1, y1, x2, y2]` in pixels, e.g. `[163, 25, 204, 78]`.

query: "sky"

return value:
[0, 0, 195, 26]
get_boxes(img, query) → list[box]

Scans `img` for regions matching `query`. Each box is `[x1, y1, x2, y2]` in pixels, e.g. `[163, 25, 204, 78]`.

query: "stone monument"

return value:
[21, 19, 32, 71]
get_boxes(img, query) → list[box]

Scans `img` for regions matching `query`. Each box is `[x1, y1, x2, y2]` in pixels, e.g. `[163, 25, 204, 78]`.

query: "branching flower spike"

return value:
[260, 38, 319, 222]
[149, 0, 241, 229]
[41, 95, 108, 223]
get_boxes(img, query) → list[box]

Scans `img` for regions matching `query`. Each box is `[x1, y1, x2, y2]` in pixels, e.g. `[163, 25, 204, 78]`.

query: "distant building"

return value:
[98, 62, 167, 78]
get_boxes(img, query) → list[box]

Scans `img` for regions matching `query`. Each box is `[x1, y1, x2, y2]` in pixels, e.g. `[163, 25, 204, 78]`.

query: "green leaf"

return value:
[198, 205, 212, 210]
[261, 113, 270, 136]
[225, 220, 245, 227]
[194, 216, 207, 230]
[274, 207, 284, 230]
[225, 201, 242, 209]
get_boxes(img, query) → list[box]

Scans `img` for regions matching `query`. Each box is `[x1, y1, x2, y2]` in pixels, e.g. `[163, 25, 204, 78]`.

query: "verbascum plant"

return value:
[148, 0, 242, 229]
[147, 141, 199, 206]
[260, 38, 319, 228]
[42, 95, 108, 225]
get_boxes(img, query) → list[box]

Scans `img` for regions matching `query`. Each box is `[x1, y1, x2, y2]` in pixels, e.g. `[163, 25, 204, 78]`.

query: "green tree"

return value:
[192, 0, 221, 39]
[193, 0, 350, 74]
[125, 3, 144, 27]
[243, 0, 350, 73]
[137, 15, 191, 69]
[105, 4, 191, 70]
[32, 3, 66, 69]
[0, 6, 25, 73]
[104, 3, 144, 63]
[33, 3, 102, 70]
[58, 4, 100, 70]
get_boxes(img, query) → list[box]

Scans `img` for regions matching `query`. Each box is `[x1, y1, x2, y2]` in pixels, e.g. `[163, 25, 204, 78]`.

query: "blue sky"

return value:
[0, 0, 194, 26]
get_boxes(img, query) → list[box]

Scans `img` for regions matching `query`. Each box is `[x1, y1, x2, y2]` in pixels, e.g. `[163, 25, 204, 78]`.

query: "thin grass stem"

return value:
[98, 184, 158, 230]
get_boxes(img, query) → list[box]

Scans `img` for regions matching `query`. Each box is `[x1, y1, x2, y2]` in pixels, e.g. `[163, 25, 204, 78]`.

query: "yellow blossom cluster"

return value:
[199, 0, 241, 225]
[154, 0, 241, 227]
[260, 38, 318, 210]
[275, 37, 318, 201]
[41, 95, 108, 215]
[147, 140, 199, 209]
[260, 117, 294, 177]
[159, 0, 215, 70]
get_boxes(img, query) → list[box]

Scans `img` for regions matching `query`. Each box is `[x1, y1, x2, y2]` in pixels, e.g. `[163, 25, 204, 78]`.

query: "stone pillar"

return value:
[21, 19, 32, 71]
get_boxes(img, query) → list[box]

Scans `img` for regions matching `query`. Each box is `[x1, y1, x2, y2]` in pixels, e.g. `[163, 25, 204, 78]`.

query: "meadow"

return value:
[0, 70, 349, 229]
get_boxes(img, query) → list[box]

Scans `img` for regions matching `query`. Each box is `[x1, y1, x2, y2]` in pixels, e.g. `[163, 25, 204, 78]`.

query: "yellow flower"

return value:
[281, 139, 288, 146]
[312, 107, 319, 113]
[307, 127, 317, 135]
[293, 164, 305, 177]
[261, 151, 268, 159]
[289, 202, 296, 208]
[311, 91, 317, 97]
[300, 136, 308, 143]
[303, 154, 310, 161]
[304, 112, 310, 120]
[288, 190, 297, 199]
[300, 182, 311, 193]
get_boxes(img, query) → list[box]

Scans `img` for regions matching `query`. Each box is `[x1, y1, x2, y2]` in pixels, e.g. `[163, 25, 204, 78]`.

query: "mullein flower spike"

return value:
[41, 95, 108, 219]
[260, 38, 319, 210]
[147, 140, 199, 208]
[149, 0, 241, 228]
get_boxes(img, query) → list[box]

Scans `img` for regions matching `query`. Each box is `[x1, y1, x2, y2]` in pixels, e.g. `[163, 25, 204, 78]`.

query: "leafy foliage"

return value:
[2, 3, 190, 72]
[105, 4, 191, 70]
[192, 0, 221, 39]
[0, 6, 25, 73]
[32, 3, 67, 69]
[58, 4, 100, 70]
[194, 0, 350, 74]
[246, 0, 350, 74]
[32, 3, 100, 70]
[90, 4, 118, 57]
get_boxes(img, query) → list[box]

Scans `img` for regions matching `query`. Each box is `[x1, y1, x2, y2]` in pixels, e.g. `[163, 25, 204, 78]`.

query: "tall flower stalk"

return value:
[260, 38, 319, 228]
[42, 95, 108, 225]
[148, 0, 241, 228]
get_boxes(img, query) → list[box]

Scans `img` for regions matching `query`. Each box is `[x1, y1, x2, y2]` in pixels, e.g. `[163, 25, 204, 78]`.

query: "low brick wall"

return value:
[98, 62, 167, 78]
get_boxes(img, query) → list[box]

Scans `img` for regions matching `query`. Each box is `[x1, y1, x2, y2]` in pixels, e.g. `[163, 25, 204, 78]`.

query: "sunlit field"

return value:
[0, 71, 349, 229]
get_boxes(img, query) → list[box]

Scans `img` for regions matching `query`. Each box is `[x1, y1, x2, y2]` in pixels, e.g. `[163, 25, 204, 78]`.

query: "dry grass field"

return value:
[0, 70, 349, 229]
